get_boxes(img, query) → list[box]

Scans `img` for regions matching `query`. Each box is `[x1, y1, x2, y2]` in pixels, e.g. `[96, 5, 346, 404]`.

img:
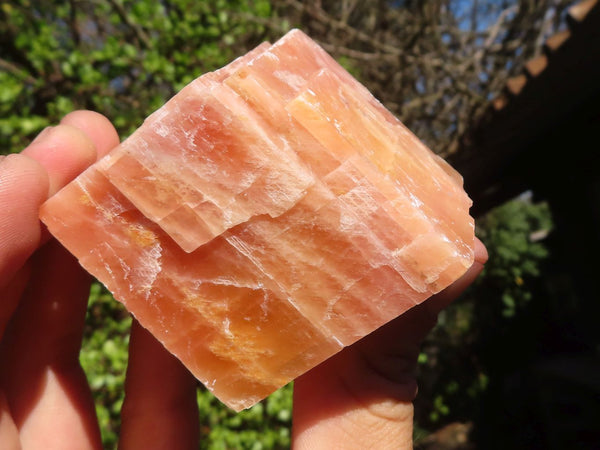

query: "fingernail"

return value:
[474, 238, 488, 264]
[31, 126, 55, 144]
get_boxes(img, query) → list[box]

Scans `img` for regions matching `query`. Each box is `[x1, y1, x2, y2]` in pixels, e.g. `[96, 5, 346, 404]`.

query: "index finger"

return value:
[0, 111, 119, 287]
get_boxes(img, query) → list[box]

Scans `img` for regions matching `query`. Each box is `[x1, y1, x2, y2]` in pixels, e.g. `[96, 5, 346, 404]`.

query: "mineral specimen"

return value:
[40, 29, 475, 411]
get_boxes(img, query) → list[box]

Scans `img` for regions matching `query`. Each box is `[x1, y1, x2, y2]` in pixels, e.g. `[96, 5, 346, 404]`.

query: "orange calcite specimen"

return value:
[40, 30, 475, 411]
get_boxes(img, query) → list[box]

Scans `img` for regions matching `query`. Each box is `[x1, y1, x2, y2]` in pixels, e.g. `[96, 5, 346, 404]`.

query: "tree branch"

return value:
[0, 57, 36, 85]
[106, 0, 151, 48]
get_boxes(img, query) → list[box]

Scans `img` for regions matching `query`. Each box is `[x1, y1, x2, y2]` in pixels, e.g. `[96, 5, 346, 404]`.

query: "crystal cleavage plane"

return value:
[40, 29, 475, 411]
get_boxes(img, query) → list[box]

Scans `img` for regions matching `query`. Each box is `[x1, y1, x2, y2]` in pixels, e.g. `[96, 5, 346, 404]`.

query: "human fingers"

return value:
[2, 111, 118, 332]
[21, 110, 119, 199]
[22, 125, 97, 196]
[0, 240, 101, 449]
[0, 154, 49, 289]
[0, 118, 111, 343]
[60, 110, 120, 160]
[292, 302, 436, 449]
[119, 321, 199, 450]
[0, 111, 116, 288]
[292, 342, 415, 449]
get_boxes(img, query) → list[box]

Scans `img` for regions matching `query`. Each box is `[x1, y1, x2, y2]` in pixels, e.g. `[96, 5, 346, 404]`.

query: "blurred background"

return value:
[1, 0, 599, 448]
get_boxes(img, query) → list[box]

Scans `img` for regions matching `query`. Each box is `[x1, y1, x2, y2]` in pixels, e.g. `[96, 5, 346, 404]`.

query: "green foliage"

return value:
[197, 384, 292, 449]
[476, 196, 552, 318]
[0, 0, 274, 152]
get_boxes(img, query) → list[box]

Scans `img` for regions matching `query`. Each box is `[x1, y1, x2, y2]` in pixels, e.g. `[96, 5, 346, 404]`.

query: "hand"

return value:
[0, 110, 486, 449]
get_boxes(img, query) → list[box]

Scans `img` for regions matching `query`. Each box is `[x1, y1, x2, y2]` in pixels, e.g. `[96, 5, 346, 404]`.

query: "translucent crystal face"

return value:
[40, 29, 474, 411]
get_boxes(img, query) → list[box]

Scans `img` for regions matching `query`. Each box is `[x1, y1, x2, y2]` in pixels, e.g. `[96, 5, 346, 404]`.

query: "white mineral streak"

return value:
[153, 120, 170, 138]
[76, 176, 125, 221]
[330, 334, 344, 347]
[93, 242, 131, 290]
[225, 235, 269, 279]
[222, 318, 233, 338]
[338, 210, 357, 232]
[136, 242, 163, 298]
[259, 291, 269, 320]
[409, 192, 424, 208]
[273, 70, 307, 91]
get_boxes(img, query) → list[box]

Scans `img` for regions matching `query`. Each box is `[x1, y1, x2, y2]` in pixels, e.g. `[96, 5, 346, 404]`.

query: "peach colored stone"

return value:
[40, 29, 474, 411]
